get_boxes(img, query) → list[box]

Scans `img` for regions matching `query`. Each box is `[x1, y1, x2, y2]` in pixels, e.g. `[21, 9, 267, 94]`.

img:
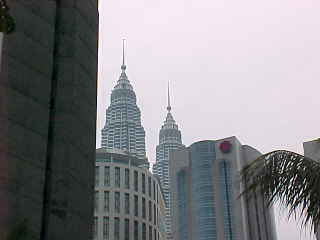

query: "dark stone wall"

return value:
[0, 0, 98, 239]
[45, 0, 98, 239]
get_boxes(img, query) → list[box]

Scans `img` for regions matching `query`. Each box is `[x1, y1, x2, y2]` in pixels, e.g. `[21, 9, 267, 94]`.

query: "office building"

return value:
[170, 137, 277, 240]
[152, 85, 184, 239]
[0, 1, 98, 239]
[101, 42, 146, 160]
[94, 148, 167, 240]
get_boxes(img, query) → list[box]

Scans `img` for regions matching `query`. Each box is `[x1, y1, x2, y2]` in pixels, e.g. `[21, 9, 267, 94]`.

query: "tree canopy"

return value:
[241, 150, 320, 233]
[0, 0, 15, 34]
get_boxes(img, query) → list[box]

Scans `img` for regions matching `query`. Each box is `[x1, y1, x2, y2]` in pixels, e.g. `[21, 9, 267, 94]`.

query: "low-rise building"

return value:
[94, 148, 167, 240]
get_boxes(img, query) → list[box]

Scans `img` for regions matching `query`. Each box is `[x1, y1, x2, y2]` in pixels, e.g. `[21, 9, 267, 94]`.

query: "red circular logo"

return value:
[219, 141, 232, 153]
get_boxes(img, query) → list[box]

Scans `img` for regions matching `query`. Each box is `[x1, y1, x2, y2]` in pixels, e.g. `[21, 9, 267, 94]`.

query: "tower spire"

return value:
[121, 39, 126, 71]
[167, 81, 171, 112]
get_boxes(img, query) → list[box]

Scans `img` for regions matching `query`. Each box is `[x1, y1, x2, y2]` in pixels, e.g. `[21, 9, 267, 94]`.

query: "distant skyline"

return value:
[97, 1, 320, 239]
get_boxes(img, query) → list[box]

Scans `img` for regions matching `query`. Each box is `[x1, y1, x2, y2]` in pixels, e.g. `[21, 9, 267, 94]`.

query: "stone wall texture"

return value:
[0, 0, 99, 239]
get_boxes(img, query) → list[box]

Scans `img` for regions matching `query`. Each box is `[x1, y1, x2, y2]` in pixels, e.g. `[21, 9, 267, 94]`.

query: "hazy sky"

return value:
[97, 0, 320, 239]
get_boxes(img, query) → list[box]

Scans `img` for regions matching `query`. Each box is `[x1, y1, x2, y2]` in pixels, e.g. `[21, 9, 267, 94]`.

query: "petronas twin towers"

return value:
[101, 43, 147, 160]
[101, 42, 181, 238]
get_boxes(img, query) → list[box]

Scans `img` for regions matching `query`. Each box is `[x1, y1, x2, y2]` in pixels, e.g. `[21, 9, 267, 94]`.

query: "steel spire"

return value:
[167, 81, 171, 112]
[121, 39, 126, 71]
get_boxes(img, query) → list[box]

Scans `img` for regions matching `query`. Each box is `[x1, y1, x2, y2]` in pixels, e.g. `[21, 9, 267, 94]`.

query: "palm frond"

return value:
[241, 150, 320, 232]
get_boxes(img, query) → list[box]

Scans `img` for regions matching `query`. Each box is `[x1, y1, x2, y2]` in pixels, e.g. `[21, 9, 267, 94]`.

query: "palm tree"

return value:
[241, 149, 320, 235]
[0, 0, 15, 34]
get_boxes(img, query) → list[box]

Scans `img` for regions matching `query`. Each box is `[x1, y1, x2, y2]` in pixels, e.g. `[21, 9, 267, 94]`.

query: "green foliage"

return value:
[241, 150, 320, 233]
[0, 0, 15, 34]
[7, 219, 38, 240]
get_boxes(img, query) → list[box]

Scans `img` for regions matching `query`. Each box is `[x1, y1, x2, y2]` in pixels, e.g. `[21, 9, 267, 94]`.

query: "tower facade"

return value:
[101, 42, 146, 160]
[153, 86, 184, 239]
[170, 137, 277, 240]
[0, 1, 98, 239]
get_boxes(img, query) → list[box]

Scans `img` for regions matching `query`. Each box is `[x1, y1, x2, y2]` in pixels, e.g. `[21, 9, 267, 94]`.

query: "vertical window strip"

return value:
[95, 166, 99, 187]
[94, 191, 99, 212]
[142, 173, 146, 194]
[134, 221, 139, 240]
[142, 223, 146, 240]
[114, 217, 120, 240]
[125, 168, 130, 189]
[94, 217, 98, 239]
[134, 195, 139, 217]
[220, 160, 234, 240]
[103, 217, 109, 240]
[177, 170, 188, 240]
[115, 192, 120, 214]
[104, 191, 109, 212]
[134, 171, 139, 192]
[115, 167, 120, 188]
[125, 193, 130, 214]
[124, 219, 130, 240]
[104, 166, 110, 186]
[148, 177, 152, 197]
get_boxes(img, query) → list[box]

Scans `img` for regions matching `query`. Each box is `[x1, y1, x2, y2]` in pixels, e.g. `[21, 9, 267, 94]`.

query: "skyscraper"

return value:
[101, 41, 146, 160]
[0, 1, 98, 239]
[153, 85, 184, 239]
[170, 137, 277, 240]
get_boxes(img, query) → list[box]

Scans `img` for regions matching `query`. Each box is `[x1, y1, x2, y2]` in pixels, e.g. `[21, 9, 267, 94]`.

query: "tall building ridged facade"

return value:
[153, 88, 184, 239]
[0, 1, 98, 239]
[170, 137, 277, 240]
[101, 49, 146, 160]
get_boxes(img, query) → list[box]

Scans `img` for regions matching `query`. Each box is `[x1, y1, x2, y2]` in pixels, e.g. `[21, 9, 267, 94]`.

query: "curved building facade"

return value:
[94, 148, 167, 240]
[101, 46, 146, 159]
[170, 137, 277, 240]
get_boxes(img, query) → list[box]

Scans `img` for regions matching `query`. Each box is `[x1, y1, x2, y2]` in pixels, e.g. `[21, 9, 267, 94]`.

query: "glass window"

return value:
[156, 188, 158, 203]
[95, 167, 99, 187]
[125, 193, 130, 214]
[134, 195, 138, 217]
[115, 192, 120, 214]
[153, 204, 156, 225]
[134, 171, 138, 192]
[134, 221, 139, 240]
[149, 226, 152, 240]
[124, 219, 130, 240]
[94, 217, 98, 239]
[142, 197, 146, 219]
[154, 229, 157, 240]
[115, 167, 120, 188]
[104, 166, 110, 186]
[94, 191, 99, 212]
[148, 176, 151, 197]
[153, 181, 156, 200]
[114, 217, 120, 240]
[142, 173, 146, 194]
[149, 200, 152, 222]
[103, 217, 109, 240]
[125, 168, 130, 189]
[104, 191, 109, 212]
[142, 223, 146, 240]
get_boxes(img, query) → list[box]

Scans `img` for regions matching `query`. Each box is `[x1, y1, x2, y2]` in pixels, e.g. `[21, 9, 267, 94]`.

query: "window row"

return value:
[94, 191, 158, 225]
[95, 166, 159, 201]
[93, 217, 160, 240]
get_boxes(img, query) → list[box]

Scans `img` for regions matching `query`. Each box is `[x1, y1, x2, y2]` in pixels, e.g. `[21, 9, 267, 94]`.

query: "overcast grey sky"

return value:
[97, 0, 320, 239]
